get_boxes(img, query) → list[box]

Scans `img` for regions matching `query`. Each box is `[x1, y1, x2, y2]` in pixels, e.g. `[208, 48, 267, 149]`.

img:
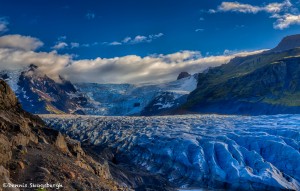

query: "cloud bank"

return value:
[0, 34, 265, 84]
[0, 35, 43, 51]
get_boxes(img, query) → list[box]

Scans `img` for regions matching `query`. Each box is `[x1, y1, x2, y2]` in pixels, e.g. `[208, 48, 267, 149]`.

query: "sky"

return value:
[0, 0, 300, 84]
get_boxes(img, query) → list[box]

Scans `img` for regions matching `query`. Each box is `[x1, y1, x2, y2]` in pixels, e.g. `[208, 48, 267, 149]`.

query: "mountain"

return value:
[182, 34, 300, 115]
[0, 64, 89, 114]
[75, 74, 198, 116]
[270, 34, 300, 53]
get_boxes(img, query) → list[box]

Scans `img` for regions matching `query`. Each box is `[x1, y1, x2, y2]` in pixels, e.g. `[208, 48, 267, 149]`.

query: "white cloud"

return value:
[211, 0, 300, 29]
[107, 33, 164, 46]
[273, 13, 300, 29]
[195, 29, 204, 32]
[70, 42, 80, 48]
[213, 0, 292, 14]
[217, 2, 261, 13]
[122, 37, 131, 43]
[52, 42, 68, 50]
[131, 35, 148, 43]
[0, 35, 43, 51]
[265, 0, 292, 13]
[62, 49, 265, 84]
[109, 41, 122, 46]
[86, 11, 95, 20]
[58, 36, 67, 41]
[0, 48, 70, 82]
[0, 17, 9, 33]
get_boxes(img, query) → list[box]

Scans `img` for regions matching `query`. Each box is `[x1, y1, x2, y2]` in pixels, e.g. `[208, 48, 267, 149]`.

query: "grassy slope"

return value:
[184, 48, 300, 111]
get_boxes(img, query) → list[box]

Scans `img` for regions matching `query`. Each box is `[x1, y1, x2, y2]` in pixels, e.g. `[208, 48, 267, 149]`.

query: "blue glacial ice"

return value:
[41, 114, 300, 190]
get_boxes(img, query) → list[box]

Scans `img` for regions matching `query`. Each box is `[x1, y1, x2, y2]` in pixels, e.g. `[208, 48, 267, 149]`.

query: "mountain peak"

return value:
[177, 72, 191, 80]
[270, 34, 300, 53]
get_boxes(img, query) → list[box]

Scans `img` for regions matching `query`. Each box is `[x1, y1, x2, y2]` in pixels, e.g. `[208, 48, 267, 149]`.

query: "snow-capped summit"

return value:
[0, 65, 88, 114]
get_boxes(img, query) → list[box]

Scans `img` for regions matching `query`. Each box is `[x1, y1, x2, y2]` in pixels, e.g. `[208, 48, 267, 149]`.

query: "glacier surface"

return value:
[41, 114, 300, 190]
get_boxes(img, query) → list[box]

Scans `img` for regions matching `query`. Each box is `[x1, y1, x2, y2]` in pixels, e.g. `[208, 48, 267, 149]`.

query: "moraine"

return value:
[41, 114, 300, 191]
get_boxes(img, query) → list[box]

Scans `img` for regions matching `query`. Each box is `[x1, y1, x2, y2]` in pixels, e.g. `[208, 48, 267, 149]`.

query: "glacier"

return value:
[41, 114, 300, 191]
[75, 74, 198, 116]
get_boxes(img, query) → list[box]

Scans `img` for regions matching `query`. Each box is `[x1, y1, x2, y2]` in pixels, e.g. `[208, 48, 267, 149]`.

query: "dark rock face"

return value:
[141, 92, 188, 116]
[0, 80, 19, 110]
[13, 65, 87, 114]
[177, 72, 191, 80]
[270, 34, 300, 53]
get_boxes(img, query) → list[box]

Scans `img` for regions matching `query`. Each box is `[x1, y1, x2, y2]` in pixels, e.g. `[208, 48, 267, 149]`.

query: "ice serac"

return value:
[42, 114, 300, 191]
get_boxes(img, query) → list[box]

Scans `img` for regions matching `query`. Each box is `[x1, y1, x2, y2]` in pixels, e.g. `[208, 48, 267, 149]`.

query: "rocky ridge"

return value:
[0, 79, 125, 191]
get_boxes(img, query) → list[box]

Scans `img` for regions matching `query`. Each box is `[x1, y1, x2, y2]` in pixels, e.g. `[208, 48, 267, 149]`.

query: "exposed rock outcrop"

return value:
[177, 72, 191, 80]
[0, 80, 19, 110]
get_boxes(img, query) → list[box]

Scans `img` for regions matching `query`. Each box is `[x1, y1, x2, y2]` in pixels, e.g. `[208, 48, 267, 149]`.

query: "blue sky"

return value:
[1, 0, 300, 59]
[0, 0, 300, 84]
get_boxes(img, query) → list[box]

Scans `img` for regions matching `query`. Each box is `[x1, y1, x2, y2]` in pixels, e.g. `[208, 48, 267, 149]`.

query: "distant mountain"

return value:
[0, 64, 88, 114]
[0, 65, 198, 115]
[182, 34, 300, 115]
[270, 34, 300, 53]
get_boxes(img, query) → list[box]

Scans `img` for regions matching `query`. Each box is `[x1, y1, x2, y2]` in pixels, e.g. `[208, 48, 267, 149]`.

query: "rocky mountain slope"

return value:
[0, 79, 174, 191]
[0, 64, 88, 115]
[42, 114, 300, 191]
[183, 35, 300, 115]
